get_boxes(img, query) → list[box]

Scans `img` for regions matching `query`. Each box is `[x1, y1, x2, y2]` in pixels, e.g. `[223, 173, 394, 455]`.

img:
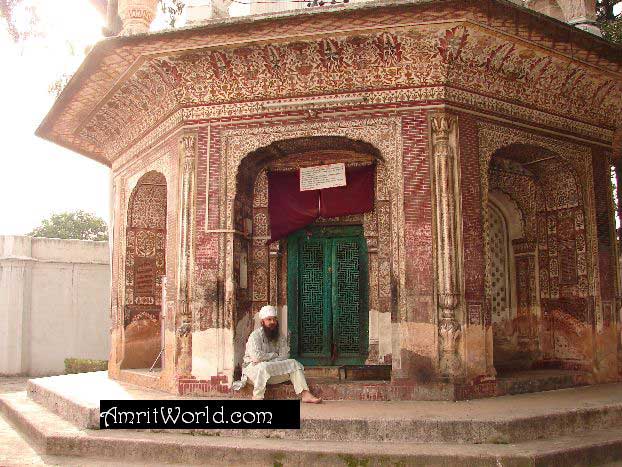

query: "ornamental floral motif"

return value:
[106, 22, 616, 161]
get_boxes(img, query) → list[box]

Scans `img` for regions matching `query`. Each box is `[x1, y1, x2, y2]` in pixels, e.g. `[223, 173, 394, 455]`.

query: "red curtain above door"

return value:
[267, 171, 319, 243]
[267, 164, 375, 243]
[319, 165, 375, 218]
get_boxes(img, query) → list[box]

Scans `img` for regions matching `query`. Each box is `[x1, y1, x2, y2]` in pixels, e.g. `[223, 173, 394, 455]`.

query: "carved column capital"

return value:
[180, 135, 197, 170]
[431, 113, 456, 145]
[180, 134, 196, 156]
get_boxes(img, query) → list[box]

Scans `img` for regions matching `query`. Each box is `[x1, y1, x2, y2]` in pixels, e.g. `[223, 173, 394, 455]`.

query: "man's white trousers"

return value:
[249, 368, 309, 399]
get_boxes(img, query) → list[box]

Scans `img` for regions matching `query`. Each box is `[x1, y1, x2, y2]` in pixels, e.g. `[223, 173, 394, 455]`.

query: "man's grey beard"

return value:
[262, 322, 280, 342]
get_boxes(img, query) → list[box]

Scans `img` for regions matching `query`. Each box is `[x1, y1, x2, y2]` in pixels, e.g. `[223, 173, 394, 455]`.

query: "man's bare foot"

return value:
[300, 390, 322, 404]
[252, 395, 264, 400]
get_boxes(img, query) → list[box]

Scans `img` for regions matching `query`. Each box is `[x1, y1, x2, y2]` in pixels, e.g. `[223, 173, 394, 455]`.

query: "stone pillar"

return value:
[430, 112, 463, 379]
[103, 0, 122, 37]
[117, 0, 158, 35]
[177, 134, 197, 377]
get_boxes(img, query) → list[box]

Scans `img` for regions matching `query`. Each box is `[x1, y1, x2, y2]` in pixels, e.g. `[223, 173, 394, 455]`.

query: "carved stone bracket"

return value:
[431, 112, 462, 378]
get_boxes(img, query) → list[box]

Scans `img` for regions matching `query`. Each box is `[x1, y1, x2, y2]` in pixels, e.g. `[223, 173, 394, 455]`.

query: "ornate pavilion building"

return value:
[38, 0, 622, 399]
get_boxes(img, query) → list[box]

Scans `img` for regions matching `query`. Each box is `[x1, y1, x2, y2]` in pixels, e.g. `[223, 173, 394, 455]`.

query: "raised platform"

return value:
[253, 368, 593, 401]
[120, 366, 593, 401]
[0, 371, 619, 465]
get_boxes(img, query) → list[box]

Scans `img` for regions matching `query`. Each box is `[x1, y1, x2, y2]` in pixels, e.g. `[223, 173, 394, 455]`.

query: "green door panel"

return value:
[288, 226, 368, 366]
[298, 239, 330, 359]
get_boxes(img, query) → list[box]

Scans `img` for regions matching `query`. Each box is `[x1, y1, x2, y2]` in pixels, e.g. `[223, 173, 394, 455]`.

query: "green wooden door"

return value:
[288, 226, 368, 366]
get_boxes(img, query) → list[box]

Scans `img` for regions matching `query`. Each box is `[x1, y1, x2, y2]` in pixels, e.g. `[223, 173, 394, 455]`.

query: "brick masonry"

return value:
[402, 111, 434, 323]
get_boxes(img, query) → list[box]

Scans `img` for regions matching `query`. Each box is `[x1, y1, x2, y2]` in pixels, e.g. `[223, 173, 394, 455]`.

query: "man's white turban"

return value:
[259, 305, 278, 320]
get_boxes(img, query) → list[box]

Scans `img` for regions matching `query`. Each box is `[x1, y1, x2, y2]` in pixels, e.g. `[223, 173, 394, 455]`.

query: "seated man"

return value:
[233, 305, 321, 403]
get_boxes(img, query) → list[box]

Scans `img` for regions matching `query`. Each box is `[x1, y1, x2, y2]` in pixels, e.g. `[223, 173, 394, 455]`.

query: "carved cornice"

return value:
[110, 85, 613, 173]
[36, 8, 621, 166]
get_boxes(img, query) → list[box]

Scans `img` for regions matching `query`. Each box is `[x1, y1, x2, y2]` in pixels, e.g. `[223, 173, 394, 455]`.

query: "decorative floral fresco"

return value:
[69, 19, 620, 161]
[125, 172, 166, 326]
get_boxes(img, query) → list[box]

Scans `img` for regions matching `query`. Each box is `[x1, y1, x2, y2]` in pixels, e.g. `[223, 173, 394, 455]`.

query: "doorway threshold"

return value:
[304, 365, 391, 381]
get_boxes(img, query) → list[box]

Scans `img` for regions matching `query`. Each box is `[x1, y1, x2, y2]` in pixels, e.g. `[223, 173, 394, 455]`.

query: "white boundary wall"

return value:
[0, 236, 110, 376]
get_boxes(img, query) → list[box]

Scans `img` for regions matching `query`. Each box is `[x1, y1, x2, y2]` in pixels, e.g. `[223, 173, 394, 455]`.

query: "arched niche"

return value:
[122, 170, 168, 369]
[483, 137, 593, 372]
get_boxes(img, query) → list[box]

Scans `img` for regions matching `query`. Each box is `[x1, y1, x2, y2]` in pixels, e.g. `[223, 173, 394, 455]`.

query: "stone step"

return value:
[302, 365, 391, 380]
[4, 389, 622, 466]
[262, 369, 590, 401]
[495, 369, 592, 396]
[24, 372, 622, 444]
[121, 367, 592, 401]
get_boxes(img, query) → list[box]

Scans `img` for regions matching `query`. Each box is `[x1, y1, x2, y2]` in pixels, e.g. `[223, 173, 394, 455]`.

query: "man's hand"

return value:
[251, 352, 278, 363]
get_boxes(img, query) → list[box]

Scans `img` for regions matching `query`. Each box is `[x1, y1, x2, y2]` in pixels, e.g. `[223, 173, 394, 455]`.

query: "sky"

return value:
[0, 0, 249, 237]
[0, 0, 109, 236]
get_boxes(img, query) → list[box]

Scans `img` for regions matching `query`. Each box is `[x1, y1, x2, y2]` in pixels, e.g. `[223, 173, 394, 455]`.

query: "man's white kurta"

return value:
[232, 327, 304, 391]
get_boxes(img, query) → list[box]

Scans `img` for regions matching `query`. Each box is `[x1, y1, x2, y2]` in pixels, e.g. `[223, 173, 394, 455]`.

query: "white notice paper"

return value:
[300, 163, 346, 191]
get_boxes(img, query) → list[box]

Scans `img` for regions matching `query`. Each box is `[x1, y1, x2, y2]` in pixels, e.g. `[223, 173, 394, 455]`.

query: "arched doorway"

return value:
[122, 171, 167, 369]
[488, 201, 512, 365]
[485, 143, 591, 373]
[487, 194, 525, 370]
[233, 136, 388, 372]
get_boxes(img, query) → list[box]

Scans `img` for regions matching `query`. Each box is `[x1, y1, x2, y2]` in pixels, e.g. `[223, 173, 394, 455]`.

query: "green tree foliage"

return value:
[0, 0, 40, 42]
[48, 73, 73, 98]
[597, 0, 622, 43]
[28, 210, 109, 241]
[161, 0, 185, 27]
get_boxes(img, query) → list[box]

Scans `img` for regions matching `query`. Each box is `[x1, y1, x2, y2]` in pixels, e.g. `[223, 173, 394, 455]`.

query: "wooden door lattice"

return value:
[333, 240, 361, 355]
[288, 226, 368, 366]
[299, 240, 326, 355]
